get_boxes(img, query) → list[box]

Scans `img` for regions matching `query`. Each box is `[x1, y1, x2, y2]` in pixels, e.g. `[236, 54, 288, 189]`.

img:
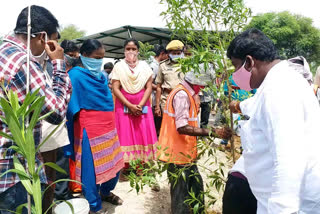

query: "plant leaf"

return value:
[2, 145, 21, 159]
[0, 116, 7, 125]
[0, 131, 14, 141]
[17, 88, 40, 117]
[32, 173, 42, 214]
[16, 203, 28, 214]
[38, 162, 66, 175]
[12, 156, 33, 195]
[27, 96, 45, 131]
[44, 200, 75, 214]
[24, 128, 36, 175]
[42, 179, 82, 197]
[37, 111, 54, 122]
[36, 120, 65, 152]
[0, 168, 29, 180]
[0, 97, 26, 153]
[8, 90, 20, 113]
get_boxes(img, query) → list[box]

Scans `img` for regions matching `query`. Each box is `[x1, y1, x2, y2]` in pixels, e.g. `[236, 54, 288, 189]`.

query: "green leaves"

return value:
[138, 41, 155, 62]
[12, 156, 33, 195]
[32, 173, 42, 214]
[0, 86, 75, 214]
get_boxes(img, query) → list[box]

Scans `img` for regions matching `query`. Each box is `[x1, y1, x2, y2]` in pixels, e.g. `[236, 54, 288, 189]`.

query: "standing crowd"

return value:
[0, 5, 319, 214]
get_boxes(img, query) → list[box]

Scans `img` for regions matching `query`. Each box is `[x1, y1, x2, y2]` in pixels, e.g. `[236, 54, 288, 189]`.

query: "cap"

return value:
[185, 64, 215, 86]
[288, 56, 312, 83]
[166, 40, 184, 51]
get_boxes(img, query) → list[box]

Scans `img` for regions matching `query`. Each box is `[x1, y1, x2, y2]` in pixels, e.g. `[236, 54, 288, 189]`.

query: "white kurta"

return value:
[239, 60, 320, 214]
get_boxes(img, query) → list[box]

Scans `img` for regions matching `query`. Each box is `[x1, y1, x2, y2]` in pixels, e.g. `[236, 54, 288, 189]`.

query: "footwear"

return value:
[101, 192, 123, 205]
[89, 209, 108, 214]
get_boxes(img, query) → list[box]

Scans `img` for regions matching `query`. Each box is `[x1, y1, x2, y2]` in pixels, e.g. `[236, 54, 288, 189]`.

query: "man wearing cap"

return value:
[154, 40, 185, 118]
[157, 69, 232, 214]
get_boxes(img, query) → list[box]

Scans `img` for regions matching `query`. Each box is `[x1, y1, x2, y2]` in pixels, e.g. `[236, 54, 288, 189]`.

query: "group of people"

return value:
[0, 4, 320, 214]
[0, 5, 229, 214]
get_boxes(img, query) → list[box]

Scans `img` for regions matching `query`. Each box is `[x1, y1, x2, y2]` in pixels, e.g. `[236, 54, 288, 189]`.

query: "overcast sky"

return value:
[1, 0, 319, 37]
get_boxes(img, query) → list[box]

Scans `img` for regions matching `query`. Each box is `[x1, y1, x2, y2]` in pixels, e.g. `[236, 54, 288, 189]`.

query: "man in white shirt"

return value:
[226, 28, 320, 214]
[149, 44, 168, 135]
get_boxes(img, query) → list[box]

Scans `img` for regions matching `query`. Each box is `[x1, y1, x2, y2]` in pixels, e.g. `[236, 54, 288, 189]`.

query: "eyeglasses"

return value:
[14, 31, 46, 38]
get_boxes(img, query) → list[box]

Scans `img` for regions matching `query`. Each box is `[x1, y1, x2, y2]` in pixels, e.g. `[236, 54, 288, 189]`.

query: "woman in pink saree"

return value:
[112, 38, 157, 179]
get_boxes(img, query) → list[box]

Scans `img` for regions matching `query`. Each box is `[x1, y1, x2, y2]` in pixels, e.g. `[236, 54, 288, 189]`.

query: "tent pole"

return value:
[26, 5, 32, 214]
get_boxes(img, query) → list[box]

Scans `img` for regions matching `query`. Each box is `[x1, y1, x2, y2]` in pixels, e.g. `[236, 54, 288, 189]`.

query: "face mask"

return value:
[64, 54, 78, 67]
[80, 55, 103, 78]
[232, 60, 253, 91]
[169, 53, 184, 62]
[31, 32, 48, 68]
[192, 85, 205, 94]
[125, 51, 138, 68]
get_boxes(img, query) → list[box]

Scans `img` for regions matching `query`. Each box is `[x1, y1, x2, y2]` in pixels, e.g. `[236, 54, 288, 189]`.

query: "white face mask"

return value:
[31, 32, 49, 68]
[169, 53, 184, 62]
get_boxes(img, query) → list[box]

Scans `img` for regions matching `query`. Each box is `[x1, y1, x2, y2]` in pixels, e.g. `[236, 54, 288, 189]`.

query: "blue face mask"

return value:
[80, 55, 103, 78]
[169, 53, 184, 62]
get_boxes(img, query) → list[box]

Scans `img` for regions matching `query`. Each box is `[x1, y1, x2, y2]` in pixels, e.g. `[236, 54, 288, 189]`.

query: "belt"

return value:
[230, 172, 247, 180]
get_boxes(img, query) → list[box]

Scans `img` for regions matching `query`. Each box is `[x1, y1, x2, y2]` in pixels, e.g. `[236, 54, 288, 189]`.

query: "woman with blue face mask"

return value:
[65, 39, 124, 214]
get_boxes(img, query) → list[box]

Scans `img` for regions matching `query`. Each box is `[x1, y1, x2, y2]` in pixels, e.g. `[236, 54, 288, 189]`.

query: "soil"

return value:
[97, 137, 242, 214]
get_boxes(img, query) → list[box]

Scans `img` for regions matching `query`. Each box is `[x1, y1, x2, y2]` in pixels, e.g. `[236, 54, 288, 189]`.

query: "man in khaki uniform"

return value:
[154, 40, 185, 117]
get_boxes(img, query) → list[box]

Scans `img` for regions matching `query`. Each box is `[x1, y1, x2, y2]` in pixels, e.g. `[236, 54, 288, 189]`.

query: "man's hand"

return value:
[229, 100, 241, 114]
[214, 127, 233, 139]
[45, 40, 64, 60]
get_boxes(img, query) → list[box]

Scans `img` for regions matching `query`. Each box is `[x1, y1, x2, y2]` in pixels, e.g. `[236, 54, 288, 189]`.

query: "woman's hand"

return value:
[128, 104, 142, 116]
[154, 106, 161, 117]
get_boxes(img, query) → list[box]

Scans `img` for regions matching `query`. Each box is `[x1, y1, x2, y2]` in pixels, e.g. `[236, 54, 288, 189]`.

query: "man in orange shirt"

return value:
[157, 69, 232, 214]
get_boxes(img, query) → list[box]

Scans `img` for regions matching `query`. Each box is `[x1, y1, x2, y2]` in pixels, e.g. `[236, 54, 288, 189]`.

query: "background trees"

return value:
[246, 11, 320, 73]
[59, 24, 86, 42]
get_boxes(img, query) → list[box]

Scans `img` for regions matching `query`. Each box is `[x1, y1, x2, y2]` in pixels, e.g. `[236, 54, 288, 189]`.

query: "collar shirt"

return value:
[172, 81, 195, 129]
[239, 60, 320, 213]
[230, 96, 255, 175]
[155, 59, 184, 90]
[0, 35, 71, 193]
[155, 60, 185, 109]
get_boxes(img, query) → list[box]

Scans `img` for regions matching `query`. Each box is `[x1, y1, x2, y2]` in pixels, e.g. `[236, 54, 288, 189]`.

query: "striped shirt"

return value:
[0, 35, 71, 193]
[172, 81, 196, 129]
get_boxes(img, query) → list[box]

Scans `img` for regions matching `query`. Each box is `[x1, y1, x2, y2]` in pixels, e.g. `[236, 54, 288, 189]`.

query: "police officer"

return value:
[154, 40, 185, 117]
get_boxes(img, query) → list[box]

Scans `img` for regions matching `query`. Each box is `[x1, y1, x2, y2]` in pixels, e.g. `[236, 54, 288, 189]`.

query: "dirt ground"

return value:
[98, 137, 242, 214]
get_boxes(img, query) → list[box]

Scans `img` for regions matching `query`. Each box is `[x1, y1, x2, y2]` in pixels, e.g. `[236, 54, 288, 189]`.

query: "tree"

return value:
[59, 24, 85, 42]
[127, 0, 251, 213]
[246, 11, 320, 73]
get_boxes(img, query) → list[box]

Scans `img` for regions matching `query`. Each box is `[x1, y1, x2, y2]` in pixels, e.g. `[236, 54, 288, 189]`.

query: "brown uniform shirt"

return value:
[155, 59, 185, 109]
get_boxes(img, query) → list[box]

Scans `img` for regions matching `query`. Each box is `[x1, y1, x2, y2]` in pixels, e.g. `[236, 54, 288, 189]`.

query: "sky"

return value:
[0, 0, 319, 37]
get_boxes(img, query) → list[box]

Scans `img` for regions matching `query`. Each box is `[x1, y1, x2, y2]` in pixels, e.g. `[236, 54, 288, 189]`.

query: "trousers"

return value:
[167, 163, 204, 214]
[81, 129, 120, 212]
[222, 173, 257, 214]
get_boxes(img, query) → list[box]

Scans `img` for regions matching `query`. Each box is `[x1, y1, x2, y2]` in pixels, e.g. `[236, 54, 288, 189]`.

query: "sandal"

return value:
[101, 192, 123, 205]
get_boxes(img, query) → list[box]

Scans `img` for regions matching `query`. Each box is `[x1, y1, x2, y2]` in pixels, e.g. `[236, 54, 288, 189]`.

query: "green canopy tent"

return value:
[74, 25, 172, 59]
